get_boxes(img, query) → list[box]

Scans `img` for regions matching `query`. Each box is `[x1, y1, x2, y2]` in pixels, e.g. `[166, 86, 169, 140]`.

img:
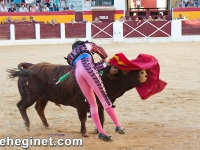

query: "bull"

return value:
[7, 62, 147, 137]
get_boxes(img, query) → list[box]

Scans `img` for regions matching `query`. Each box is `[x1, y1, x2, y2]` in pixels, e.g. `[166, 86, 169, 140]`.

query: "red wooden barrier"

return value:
[65, 23, 86, 38]
[40, 23, 60, 39]
[123, 21, 147, 37]
[0, 24, 10, 40]
[123, 21, 171, 38]
[146, 21, 171, 37]
[91, 22, 113, 38]
[182, 20, 200, 35]
[15, 23, 35, 40]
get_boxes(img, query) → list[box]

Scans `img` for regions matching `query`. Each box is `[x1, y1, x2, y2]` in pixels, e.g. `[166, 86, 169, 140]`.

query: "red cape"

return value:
[109, 53, 167, 100]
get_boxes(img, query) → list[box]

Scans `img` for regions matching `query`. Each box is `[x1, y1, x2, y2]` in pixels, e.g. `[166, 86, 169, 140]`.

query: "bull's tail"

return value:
[7, 62, 34, 79]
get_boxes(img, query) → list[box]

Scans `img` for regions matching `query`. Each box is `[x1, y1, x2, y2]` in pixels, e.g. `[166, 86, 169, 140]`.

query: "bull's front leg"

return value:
[76, 105, 89, 137]
[99, 108, 105, 128]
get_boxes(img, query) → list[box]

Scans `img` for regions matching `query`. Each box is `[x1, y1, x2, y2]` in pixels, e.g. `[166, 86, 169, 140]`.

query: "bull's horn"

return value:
[110, 66, 118, 74]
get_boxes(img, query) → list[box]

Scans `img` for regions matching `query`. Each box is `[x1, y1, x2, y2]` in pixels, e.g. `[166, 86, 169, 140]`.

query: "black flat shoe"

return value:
[115, 126, 125, 134]
[98, 133, 113, 142]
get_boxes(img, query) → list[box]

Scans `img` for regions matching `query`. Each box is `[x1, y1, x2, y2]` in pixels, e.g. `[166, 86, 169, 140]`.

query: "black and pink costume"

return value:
[66, 41, 123, 138]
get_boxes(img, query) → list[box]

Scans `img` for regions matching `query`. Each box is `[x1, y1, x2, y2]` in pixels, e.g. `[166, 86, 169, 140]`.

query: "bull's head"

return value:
[108, 66, 147, 84]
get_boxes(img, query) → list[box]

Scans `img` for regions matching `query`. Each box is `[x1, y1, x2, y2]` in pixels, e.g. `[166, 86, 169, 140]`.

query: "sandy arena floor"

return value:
[0, 42, 200, 150]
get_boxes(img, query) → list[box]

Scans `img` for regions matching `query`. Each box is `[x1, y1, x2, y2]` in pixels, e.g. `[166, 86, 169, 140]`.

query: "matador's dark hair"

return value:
[72, 40, 89, 49]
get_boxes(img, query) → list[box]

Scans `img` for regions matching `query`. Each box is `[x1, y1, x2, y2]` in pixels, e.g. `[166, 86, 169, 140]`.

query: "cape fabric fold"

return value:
[109, 53, 167, 100]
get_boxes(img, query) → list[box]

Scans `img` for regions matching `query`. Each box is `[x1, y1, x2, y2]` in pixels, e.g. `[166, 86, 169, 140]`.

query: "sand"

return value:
[0, 42, 200, 150]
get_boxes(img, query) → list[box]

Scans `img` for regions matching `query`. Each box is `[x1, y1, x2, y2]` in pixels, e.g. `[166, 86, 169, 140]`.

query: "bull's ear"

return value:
[122, 70, 129, 75]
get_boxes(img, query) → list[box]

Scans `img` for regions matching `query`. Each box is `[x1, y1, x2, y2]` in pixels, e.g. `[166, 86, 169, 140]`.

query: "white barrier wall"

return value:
[114, 0, 126, 15]
[171, 20, 200, 42]
[0, 20, 200, 46]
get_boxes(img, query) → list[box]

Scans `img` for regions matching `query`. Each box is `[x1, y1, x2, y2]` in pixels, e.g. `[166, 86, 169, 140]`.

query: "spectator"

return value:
[29, 16, 36, 22]
[79, 18, 87, 23]
[26, 4, 30, 11]
[48, 19, 57, 26]
[147, 16, 154, 21]
[0, 4, 8, 12]
[155, 16, 161, 21]
[30, 4, 38, 12]
[42, 4, 49, 11]
[162, 16, 167, 21]
[53, 3, 59, 11]
[136, 0, 141, 8]
[116, 16, 125, 22]
[135, 17, 139, 21]
[4, 16, 13, 23]
[91, 0, 95, 6]
[177, 14, 184, 19]
[84, 0, 91, 6]
[0, 0, 3, 7]
[188, 0, 195, 7]
[53, 0, 60, 8]
[44, 0, 50, 7]
[36, 2, 43, 12]
[127, 18, 133, 22]
[70, 18, 77, 24]
[185, 0, 191, 7]
[92, 17, 102, 23]
[19, 3, 28, 12]
[134, 17, 141, 26]
[8, 4, 16, 12]
[135, 17, 141, 25]
[36, 0, 41, 4]
[63, 5, 69, 11]
[194, 0, 199, 7]
[25, 0, 32, 5]
[14, 18, 19, 22]
[69, 4, 75, 10]
[178, 1, 185, 7]
[21, 16, 27, 22]
[13, 3, 19, 12]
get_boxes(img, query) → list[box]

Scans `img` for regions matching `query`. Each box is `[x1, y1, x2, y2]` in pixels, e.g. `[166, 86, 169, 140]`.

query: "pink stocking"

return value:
[105, 107, 121, 127]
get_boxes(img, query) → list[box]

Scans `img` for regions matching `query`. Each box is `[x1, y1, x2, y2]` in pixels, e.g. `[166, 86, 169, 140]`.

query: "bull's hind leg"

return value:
[77, 105, 89, 137]
[35, 100, 49, 128]
[94, 108, 105, 134]
[17, 97, 36, 131]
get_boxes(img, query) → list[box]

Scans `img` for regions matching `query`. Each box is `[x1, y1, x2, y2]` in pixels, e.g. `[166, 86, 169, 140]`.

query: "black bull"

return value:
[7, 62, 146, 137]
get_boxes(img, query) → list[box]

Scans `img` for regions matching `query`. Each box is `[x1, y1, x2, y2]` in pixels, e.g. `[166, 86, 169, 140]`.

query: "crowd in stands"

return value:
[116, 15, 167, 26]
[177, 0, 199, 7]
[1, 14, 169, 25]
[0, 0, 77, 12]
[4, 15, 38, 22]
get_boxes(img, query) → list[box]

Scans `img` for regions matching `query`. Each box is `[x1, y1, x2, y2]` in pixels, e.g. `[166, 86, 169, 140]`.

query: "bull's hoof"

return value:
[45, 126, 49, 129]
[93, 128, 98, 134]
[25, 124, 30, 131]
[82, 132, 89, 137]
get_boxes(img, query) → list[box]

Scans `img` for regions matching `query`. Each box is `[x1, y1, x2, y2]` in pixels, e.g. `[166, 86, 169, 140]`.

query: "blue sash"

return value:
[72, 53, 91, 66]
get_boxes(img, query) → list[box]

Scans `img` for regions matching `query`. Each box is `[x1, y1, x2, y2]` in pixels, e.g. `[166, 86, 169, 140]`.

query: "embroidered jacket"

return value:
[66, 42, 108, 71]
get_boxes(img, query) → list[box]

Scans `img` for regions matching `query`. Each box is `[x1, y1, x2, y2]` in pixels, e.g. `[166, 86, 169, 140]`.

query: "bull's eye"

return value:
[139, 70, 147, 76]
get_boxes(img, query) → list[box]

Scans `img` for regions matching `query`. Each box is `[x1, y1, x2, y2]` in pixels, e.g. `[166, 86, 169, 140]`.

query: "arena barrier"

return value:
[1, 20, 200, 46]
[171, 20, 200, 42]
